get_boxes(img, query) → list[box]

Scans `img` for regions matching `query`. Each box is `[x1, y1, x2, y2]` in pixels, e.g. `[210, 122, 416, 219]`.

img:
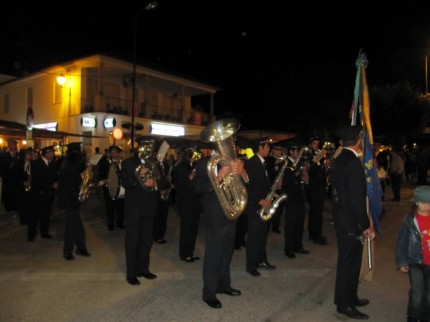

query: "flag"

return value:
[350, 50, 383, 234]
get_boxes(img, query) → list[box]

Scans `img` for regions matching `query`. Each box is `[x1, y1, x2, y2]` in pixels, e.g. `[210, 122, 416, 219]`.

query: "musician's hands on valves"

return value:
[139, 167, 156, 187]
[217, 160, 248, 182]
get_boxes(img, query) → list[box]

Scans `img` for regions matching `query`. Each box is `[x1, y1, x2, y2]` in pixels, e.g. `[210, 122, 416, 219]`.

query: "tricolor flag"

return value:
[350, 50, 383, 234]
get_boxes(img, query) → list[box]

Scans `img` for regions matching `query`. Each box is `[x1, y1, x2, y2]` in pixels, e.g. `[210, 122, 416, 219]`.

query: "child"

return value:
[396, 186, 430, 322]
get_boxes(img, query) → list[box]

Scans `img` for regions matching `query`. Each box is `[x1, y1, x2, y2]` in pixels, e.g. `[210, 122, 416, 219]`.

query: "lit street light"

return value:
[131, 1, 158, 148]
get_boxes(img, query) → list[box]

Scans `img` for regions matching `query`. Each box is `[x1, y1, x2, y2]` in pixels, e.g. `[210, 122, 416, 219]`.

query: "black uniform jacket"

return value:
[331, 148, 369, 236]
[244, 154, 271, 215]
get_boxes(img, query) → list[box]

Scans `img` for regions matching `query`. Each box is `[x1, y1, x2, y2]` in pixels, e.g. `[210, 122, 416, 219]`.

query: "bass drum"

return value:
[107, 163, 122, 200]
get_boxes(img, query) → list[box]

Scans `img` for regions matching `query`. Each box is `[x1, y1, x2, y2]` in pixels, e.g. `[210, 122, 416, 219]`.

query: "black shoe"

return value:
[41, 234, 53, 239]
[312, 235, 328, 245]
[285, 251, 296, 259]
[258, 261, 276, 269]
[63, 253, 75, 261]
[184, 257, 195, 263]
[295, 248, 310, 254]
[203, 297, 222, 309]
[28, 237, 35, 242]
[355, 298, 370, 307]
[272, 228, 281, 233]
[108, 226, 114, 231]
[192, 256, 200, 261]
[116, 224, 125, 229]
[137, 271, 157, 279]
[390, 198, 400, 202]
[154, 239, 167, 244]
[337, 306, 369, 319]
[75, 249, 91, 257]
[247, 269, 261, 277]
[217, 288, 241, 296]
[126, 277, 140, 285]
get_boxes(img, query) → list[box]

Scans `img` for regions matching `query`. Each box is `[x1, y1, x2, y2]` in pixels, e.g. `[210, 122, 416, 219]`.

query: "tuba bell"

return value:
[199, 118, 248, 220]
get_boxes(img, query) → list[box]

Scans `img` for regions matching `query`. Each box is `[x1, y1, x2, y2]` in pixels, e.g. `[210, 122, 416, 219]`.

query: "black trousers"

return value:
[334, 231, 363, 308]
[246, 212, 269, 271]
[153, 198, 170, 240]
[63, 206, 87, 254]
[407, 263, 430, 320]
[390, 173, 402, 201]
[284, 201, 305, 252]
[306, 186, 325, 239]
[102, 187, 124, 228]
[28, 194, 54, 239]
[178, 200, 200, 259]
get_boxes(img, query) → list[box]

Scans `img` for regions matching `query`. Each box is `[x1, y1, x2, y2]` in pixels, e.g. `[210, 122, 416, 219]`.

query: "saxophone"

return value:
[259, 156, 289, 221]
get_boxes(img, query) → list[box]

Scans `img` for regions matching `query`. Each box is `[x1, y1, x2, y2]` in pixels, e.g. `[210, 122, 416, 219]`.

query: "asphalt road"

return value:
[0, 183, 415, 322]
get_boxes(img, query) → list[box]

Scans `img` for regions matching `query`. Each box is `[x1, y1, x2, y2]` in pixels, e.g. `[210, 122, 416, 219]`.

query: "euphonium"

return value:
[135, 139, 157, 191]
[200, 118, 248, 220]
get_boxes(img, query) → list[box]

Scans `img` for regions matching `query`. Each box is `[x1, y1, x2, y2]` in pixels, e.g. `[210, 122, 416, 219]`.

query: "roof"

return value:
[0, 119, 108, 140]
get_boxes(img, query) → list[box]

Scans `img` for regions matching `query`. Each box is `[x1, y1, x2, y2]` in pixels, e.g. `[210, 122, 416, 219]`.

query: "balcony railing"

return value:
[82, 96, 212, 126]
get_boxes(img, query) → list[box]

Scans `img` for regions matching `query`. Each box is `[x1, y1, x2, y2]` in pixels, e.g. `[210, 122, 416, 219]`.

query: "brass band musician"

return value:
[97, 145, 125, 231]
[120, 136, 170, 285]
[305, 136, 328, 245]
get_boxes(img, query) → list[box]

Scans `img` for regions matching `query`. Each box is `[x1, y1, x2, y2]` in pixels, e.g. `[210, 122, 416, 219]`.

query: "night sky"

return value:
[2, 0, 430, 133]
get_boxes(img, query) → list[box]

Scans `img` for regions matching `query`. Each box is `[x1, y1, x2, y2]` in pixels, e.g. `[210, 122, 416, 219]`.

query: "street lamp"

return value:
[131, 1, 158, 148]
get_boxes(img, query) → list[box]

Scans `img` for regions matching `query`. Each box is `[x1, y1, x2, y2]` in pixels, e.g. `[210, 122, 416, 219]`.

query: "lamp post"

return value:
[131, 1, 158, 148]
[426, 55, 428, 96]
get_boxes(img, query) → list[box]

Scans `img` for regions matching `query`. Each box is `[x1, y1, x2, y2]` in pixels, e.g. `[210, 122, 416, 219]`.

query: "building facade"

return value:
[0, 54, 217, 157]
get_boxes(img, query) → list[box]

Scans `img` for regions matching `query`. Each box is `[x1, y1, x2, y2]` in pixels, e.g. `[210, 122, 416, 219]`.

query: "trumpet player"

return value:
[120, 136, 170, 286]
[332, 125, 375, 320]
[306, 136, 328, 245]
[283, 142, 310, 259]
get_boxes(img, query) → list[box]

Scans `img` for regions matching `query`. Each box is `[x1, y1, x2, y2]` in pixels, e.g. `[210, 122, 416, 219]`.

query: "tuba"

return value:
[200, 118, 248, 220]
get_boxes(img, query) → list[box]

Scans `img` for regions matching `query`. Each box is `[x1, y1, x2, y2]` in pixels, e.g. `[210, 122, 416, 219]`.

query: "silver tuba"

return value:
[200, 118, 248, 220]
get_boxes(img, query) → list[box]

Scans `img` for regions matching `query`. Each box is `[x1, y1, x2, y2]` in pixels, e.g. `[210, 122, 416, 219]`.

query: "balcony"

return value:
[83, 96, 212, 126]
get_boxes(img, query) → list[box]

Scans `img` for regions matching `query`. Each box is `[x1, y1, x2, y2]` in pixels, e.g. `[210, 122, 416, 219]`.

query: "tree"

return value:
[369, 80, 430, 145]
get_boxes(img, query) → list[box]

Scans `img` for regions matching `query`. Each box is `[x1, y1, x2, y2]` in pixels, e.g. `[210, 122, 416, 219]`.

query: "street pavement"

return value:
[0, 183, 416, 322]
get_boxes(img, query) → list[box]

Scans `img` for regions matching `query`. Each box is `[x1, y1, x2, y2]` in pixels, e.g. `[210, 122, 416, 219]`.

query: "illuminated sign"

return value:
[150, 122, 184, 137]
[103, 118, 116, 128]
[33, 122, 58, 131]
[80, 117, 97, 128]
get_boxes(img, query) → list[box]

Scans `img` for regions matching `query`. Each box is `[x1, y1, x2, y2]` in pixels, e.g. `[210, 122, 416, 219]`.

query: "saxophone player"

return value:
[243, 137, 276, 277]
[265, 145, 286, 233]
[282, 142, 310, 259]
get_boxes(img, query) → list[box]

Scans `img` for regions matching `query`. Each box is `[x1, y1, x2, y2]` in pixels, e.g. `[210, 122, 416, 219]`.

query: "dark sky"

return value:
[2, 0, 430, 133]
